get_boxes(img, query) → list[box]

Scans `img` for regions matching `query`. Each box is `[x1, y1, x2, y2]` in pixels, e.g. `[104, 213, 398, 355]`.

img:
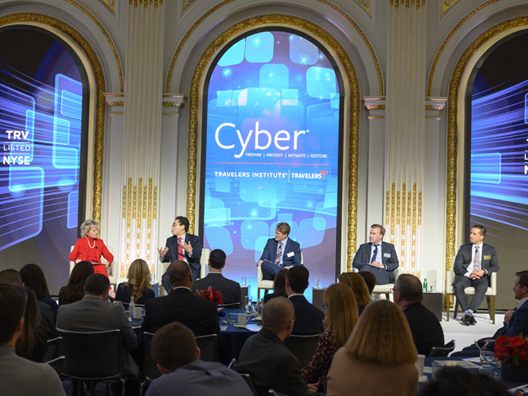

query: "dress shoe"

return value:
[469, 315, 477, 325]
[461, 313, 471, 326]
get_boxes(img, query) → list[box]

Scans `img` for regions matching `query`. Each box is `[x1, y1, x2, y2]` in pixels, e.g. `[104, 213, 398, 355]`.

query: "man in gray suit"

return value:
[453, 225, 499, 326]
[0, 284, 66, 396]
[57, 274, 139, 378]
[146, 322, 253, 396]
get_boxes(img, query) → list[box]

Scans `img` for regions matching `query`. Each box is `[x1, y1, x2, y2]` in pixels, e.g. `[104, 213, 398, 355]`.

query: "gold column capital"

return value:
[425, 97, 447, 111]
[162, 94, 187, 116]
[363, 96, 386, 111]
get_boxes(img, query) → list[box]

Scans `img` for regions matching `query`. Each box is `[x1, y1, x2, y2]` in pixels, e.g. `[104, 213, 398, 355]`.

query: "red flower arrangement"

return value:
[195, 286, 224, 305]
[494, 334, 528, 365]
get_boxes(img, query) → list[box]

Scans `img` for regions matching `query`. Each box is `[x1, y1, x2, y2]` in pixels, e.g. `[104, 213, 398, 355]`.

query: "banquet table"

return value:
[218, 308, 262, 364]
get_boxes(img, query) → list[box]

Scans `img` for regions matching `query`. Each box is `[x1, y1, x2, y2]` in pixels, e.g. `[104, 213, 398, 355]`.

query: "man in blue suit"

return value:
[352, 224, 399, 285]
[257, 222, 301, 280]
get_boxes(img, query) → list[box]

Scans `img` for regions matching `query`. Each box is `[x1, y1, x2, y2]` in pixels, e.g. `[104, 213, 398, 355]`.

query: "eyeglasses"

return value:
[322, 303, 328, 309]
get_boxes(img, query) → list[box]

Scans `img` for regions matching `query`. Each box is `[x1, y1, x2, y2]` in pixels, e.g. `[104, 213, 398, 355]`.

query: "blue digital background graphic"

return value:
[0, 29, 84, 293]
[202, 31, 342, 300]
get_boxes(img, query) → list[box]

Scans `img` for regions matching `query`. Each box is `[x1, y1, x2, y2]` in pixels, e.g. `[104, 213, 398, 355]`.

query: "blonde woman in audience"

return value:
[327, 299, 418, 396]
[338, 272, 371, 315]
[115, 258, 155, 305]
[302, 283, 359, 393]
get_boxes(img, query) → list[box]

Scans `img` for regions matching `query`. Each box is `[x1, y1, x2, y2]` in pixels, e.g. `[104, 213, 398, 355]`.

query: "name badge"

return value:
[484, 255, 491, 260]
[287, 252, 295, 258]
[383, 253, 391, 258]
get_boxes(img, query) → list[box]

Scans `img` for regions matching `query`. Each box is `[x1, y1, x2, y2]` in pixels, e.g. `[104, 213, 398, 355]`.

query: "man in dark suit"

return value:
[257, 222, 301, 280]
[352, 224, 399, 284]
[146, 322, 253, 396]
[453, 225, 499, 325]
[238, 297, 310, 396]
[285, 266, 324, 335]
[192, 249, 241, 306]
[452, 270, 528, 357]
[393, 274, 444, 356]
[158, 216, 202, 291]
[142, 260, 220, 336]
[57, 274, 138, 379]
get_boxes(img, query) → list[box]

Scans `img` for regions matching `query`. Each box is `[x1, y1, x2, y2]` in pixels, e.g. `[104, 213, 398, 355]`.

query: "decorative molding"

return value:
[356, 0, 370, 13]
[0, 13, 106, 224]
[185, 15, 360, 271]
[64, 0, 123, 92]
[390, 0, 426, 9]
[444, 16, 528, 287]
[99, 0, 115, 12]
[425, 97, 447, 111]
[183, 0, 198, 12]
[107, 101, 124, 106]
[363, 96, 386, 110]
[442, 0, 460, 13]
[166, 0, 383, 96]
[427, 0, 499, 97]
[129, 0, 163, 7]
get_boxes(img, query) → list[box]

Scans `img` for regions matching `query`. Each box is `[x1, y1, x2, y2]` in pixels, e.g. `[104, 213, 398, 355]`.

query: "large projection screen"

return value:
[0, 27, 88, 294]
[467, 32, 528, 309]
[200, 29, 344, 301]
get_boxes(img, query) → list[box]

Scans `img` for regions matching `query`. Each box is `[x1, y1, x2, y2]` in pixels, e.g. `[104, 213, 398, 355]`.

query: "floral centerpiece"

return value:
[195, 286, 223, 305]
[494, 334, 528, 382]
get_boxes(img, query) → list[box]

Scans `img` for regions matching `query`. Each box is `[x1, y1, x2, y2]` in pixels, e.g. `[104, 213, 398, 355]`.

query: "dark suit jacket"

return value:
[162, 234, 202, 273]
[453, 243, 499, 277]
[239, 328, 309, 396]
[259, 238, 301, 267]
[115, 283, 156, 305]
[289, 295, 325, 335]
[403, 302, 444, 356]
[352, 241, 399, 272]
[142, 287, 220, 336]
[192, 273, 242, 306]
[57, 295, 138, 378]
[504, 300, 528, 337]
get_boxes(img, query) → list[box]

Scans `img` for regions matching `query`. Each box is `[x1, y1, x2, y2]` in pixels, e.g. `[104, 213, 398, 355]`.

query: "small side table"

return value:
[312, 287, 327, 315]
[422, 291, 443, 321]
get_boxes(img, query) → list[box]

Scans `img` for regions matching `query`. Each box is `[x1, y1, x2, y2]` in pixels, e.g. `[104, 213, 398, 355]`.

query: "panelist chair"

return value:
[257, 253, 303, 302]
[70, 245, 117, 289]
[158, 248, 210, 295]
[445, 263, 497, 323]
[351, 267, 402, 300]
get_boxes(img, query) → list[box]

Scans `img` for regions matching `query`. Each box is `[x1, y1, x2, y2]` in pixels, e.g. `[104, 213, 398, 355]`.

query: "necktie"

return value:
[178, 237, 184, 260]
[275, 241, 283, 265]
[371, 244, 379, 263]
[474, 246, 481, 270]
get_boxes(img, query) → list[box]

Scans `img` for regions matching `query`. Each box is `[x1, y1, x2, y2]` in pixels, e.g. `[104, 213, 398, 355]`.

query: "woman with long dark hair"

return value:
[59, 261, 94, 305]
[19, 263, 57, 320]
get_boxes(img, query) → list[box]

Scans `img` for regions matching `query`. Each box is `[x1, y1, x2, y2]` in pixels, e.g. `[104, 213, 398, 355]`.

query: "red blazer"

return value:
[69, 238, 114, 266]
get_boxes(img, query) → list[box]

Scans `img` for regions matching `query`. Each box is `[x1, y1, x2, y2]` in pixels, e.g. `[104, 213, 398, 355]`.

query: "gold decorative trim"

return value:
[183, 0, 197, 12]
[186, 15, 360, 270]
[355, 0, 370, 13]
[427, 0, 499, 97]
[390, 0, 426, 9]
[64, 0, 123, 92]
[0, 13, 106, 224]
[445, 17, 528, 280]
[162, 102, 185, 108]
[166, 0, 383, 96]
[365, 105, 386, 110]
[129, 0, 163, 7]
[443, 0, 460, 13]
[107, 101, 124, 106]
[425, 105, 444, 110]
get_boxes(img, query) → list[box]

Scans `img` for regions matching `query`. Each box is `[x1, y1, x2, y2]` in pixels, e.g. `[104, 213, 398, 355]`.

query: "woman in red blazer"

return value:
[69, 219, 114, 278]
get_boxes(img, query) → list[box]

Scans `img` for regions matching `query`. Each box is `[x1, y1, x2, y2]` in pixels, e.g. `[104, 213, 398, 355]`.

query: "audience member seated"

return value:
[393, 274, 444, 356]
[0, 284, 66, 396]
[286, 266, 325, 335]
[417, 366, 510, 396]
[16, 288, 48, 362]
[453, 270, 528, 357]
[238, 297, 311, 396]
[146, 322, 253, 396]
[59, 261, 94, 305]
[57, 274, 139, 379]
[0, 269, 56, 353]
[263, 268, 288, 305]
[20, 263, 58, 321]
[338, 272, 371, 315]
[358, 271, 376, 294]
[142, 260, 220, 336]
[192, 249, 241, 306]
[302, 283, 359, 392]
[327, 300, 418, 396]
[116, 258, 155, 305]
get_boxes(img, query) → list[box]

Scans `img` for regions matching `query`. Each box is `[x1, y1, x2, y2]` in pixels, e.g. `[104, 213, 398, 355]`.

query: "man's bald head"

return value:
[262, 297, 295, 335]
[167, 260, 193, 288]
